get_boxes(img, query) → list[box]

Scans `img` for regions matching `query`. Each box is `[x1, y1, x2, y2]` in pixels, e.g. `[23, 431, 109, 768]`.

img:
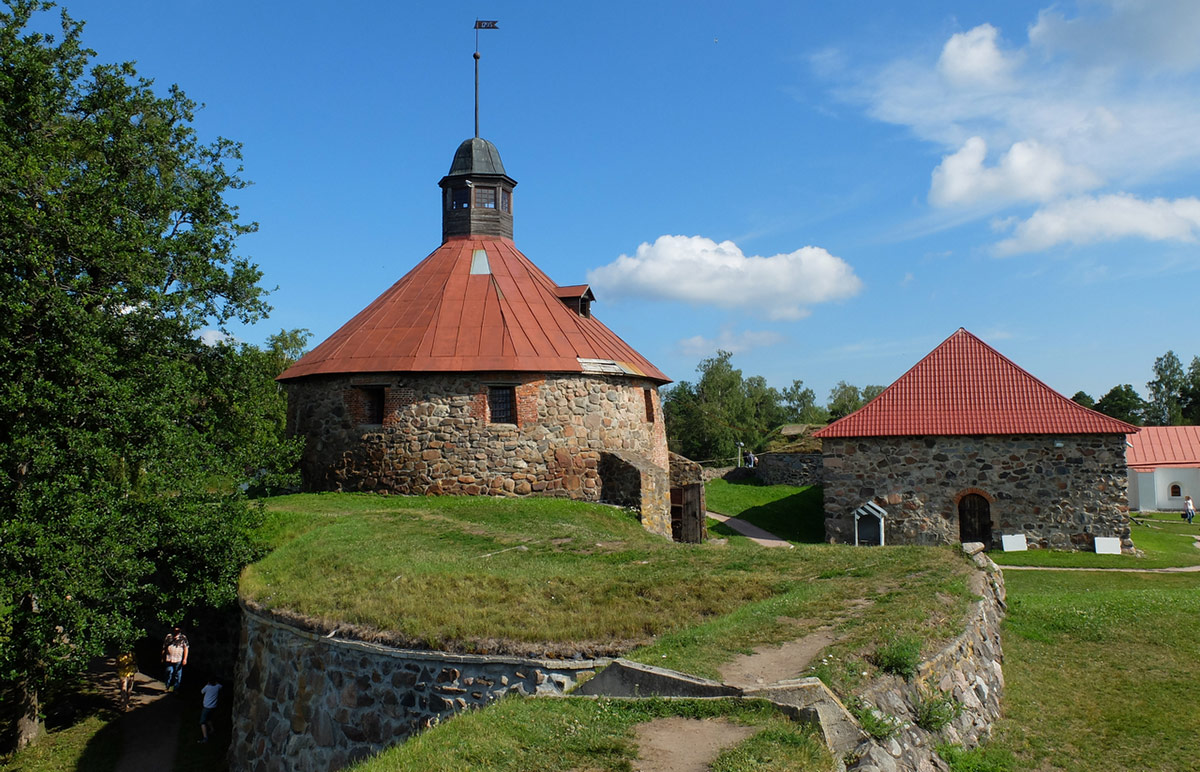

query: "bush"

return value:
[873, 635, 922, 680]
[913, 689, 963, 731]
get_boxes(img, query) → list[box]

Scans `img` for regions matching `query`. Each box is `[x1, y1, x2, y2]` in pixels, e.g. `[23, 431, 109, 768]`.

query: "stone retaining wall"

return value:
[822, 434, 1133, 552]
[848, 547, 1006, 772]
[229, 605, 608, 772]
[755, 452, 823, 487]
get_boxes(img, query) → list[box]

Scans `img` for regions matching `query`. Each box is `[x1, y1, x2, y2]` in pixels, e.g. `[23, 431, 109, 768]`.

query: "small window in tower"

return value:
[501, 188, 511, 212]
[475, 187, 496, 209]
[451, 188, 471, 210]
[488, 386, 516, 424]
[359, 387, 385, 425]
[643, 388, 654, 422]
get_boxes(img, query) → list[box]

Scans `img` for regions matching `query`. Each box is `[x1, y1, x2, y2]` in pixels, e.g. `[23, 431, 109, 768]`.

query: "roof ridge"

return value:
[814, 328, 1138, 438]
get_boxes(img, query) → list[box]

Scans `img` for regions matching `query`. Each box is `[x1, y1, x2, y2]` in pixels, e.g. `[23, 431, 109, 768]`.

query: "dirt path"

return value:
[706, 511, 794, 548]
[717, 629, 838, 688]
[89, 658, 182, 772]
[632, 717, 757, 772]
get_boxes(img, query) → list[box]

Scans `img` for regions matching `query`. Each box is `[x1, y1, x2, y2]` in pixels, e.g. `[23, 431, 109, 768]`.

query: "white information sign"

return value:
[1094, 537, 1121, 555]
[1001, 534, 1027, 552]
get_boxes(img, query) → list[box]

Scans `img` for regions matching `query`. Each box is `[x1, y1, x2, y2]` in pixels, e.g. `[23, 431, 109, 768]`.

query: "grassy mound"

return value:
[243, 493, 975, 681]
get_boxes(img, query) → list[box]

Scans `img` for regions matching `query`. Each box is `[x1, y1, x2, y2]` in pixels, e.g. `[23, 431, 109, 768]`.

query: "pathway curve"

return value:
[706, 511, 793, 548]
[93, 661, 182, 772]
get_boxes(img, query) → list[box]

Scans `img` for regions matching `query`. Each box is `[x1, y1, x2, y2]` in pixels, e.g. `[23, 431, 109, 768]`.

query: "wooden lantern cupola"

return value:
[439, 137, 517, 243]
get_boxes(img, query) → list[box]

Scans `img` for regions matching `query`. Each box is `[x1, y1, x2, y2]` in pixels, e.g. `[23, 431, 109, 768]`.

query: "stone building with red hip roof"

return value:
[278, 137, 702, 540]
[813, 329, 1140, 552]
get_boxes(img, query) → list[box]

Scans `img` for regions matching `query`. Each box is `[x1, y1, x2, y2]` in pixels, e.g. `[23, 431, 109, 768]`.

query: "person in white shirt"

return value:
[198, 677, 222, 743]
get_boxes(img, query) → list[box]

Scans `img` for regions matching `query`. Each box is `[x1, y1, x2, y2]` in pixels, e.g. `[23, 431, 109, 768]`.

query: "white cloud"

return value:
[587, 235, 862, 320]
[676, 328, 785, 358]
[837, 2, 1200, 251]
[930, 136, 1100, 207]
[199, 329, 239, 346]
[937, 24, 1018, 89]
[994, 194, 1200, 255]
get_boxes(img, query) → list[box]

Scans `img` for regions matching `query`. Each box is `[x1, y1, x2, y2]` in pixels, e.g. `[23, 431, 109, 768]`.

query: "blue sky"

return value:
[45, 0, 1200, 403]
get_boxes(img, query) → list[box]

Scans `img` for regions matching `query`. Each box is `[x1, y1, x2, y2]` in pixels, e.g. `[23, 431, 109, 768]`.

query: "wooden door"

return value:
[958, 494, 992, 545]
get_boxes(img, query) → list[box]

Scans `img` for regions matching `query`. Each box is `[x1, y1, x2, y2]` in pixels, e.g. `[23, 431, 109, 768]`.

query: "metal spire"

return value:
[473, 20, 497, 138]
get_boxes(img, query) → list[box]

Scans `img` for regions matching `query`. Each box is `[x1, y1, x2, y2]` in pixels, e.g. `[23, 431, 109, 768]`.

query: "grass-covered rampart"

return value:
[243, 493, 975, 682]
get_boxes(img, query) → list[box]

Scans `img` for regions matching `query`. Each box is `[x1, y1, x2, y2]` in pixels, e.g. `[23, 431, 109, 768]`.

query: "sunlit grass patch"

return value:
[705, 479, 824, 543]
[990, 570, 1200, 772]
[346, 697, 834, 772]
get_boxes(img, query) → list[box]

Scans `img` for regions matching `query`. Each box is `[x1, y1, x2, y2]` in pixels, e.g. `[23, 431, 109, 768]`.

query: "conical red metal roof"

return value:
[813, 328, 1139, 438]
[279, 236, 669, 383]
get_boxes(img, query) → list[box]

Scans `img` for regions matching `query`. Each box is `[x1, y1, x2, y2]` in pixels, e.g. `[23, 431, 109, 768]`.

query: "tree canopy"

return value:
[0, 1, 291, 748]
[1094, 384, 1145, 426]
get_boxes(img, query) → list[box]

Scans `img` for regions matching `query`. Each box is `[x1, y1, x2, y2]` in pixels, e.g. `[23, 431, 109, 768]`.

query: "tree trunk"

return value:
[14, 679, 42, 751]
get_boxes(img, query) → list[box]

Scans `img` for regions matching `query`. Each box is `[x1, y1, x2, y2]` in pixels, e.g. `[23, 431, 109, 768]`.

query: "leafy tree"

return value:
[862, 384, 885, 403]
[0, 1, 274, 747]
[195, 329, 310, 495]
[826, 381, 862, 420]
[662, 351, 791, 463]
[1146, 350, 1185, 426]
[1182, 356, 1200, 425]
[1095, 384, 1145, 426]
[781, 379, 830, 424]
[1070, 391, 1095, 409]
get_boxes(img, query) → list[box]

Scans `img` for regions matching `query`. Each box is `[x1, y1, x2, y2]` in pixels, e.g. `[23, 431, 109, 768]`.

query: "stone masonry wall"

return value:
[822, 434, 1132, 552]
[229, 605, 609, 772]
[285, 372, 671, 536]
[848, 547, 1007, 772]
[755, 452, 823, 487]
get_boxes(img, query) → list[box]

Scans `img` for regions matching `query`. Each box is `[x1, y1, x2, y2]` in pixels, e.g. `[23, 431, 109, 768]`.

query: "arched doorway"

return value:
[958, 493, 992, 545]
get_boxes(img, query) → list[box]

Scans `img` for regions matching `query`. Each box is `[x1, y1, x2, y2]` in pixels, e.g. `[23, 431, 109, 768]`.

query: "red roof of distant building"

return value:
[813, 328, 1140, 438]
[1127, 426, 1200, 470]
[279, 236, 669, 383]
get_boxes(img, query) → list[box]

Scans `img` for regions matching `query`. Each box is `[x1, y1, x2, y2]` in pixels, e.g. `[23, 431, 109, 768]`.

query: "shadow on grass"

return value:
[711, 479, 825, 543]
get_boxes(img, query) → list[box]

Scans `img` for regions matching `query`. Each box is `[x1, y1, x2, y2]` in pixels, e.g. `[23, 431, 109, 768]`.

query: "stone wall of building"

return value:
[822, 434, 1133, 552]
[848, 547, 1006, 772]
[755, 452, 823, 487]
[230, 605, 609, 772]
[285, 372, 671, 536]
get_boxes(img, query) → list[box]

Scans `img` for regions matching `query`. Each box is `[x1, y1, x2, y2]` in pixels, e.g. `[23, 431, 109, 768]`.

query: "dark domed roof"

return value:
[448, 137, 507, 177]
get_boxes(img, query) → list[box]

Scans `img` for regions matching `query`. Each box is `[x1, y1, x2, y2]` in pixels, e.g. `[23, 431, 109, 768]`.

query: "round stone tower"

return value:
[278, 138, 679, 538]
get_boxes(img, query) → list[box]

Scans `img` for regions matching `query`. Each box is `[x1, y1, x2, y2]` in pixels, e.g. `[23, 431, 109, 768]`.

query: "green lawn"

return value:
[991, 517, 1200, 569]
[348, 697, 834, 772]
[705, 479, 825, 543]
[987, 569, 1200, 771]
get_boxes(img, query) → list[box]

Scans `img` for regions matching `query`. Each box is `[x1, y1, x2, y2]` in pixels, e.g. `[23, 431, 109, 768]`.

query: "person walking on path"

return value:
[198, 677, 222, 743]
[162, 627, 189, 692]
[1186, 495, 1196, 525]
[116, 651, 137, 710]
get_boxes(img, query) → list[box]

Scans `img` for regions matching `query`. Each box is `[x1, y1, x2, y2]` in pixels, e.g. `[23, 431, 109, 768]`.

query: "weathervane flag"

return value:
[475, 20, 498, 29]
